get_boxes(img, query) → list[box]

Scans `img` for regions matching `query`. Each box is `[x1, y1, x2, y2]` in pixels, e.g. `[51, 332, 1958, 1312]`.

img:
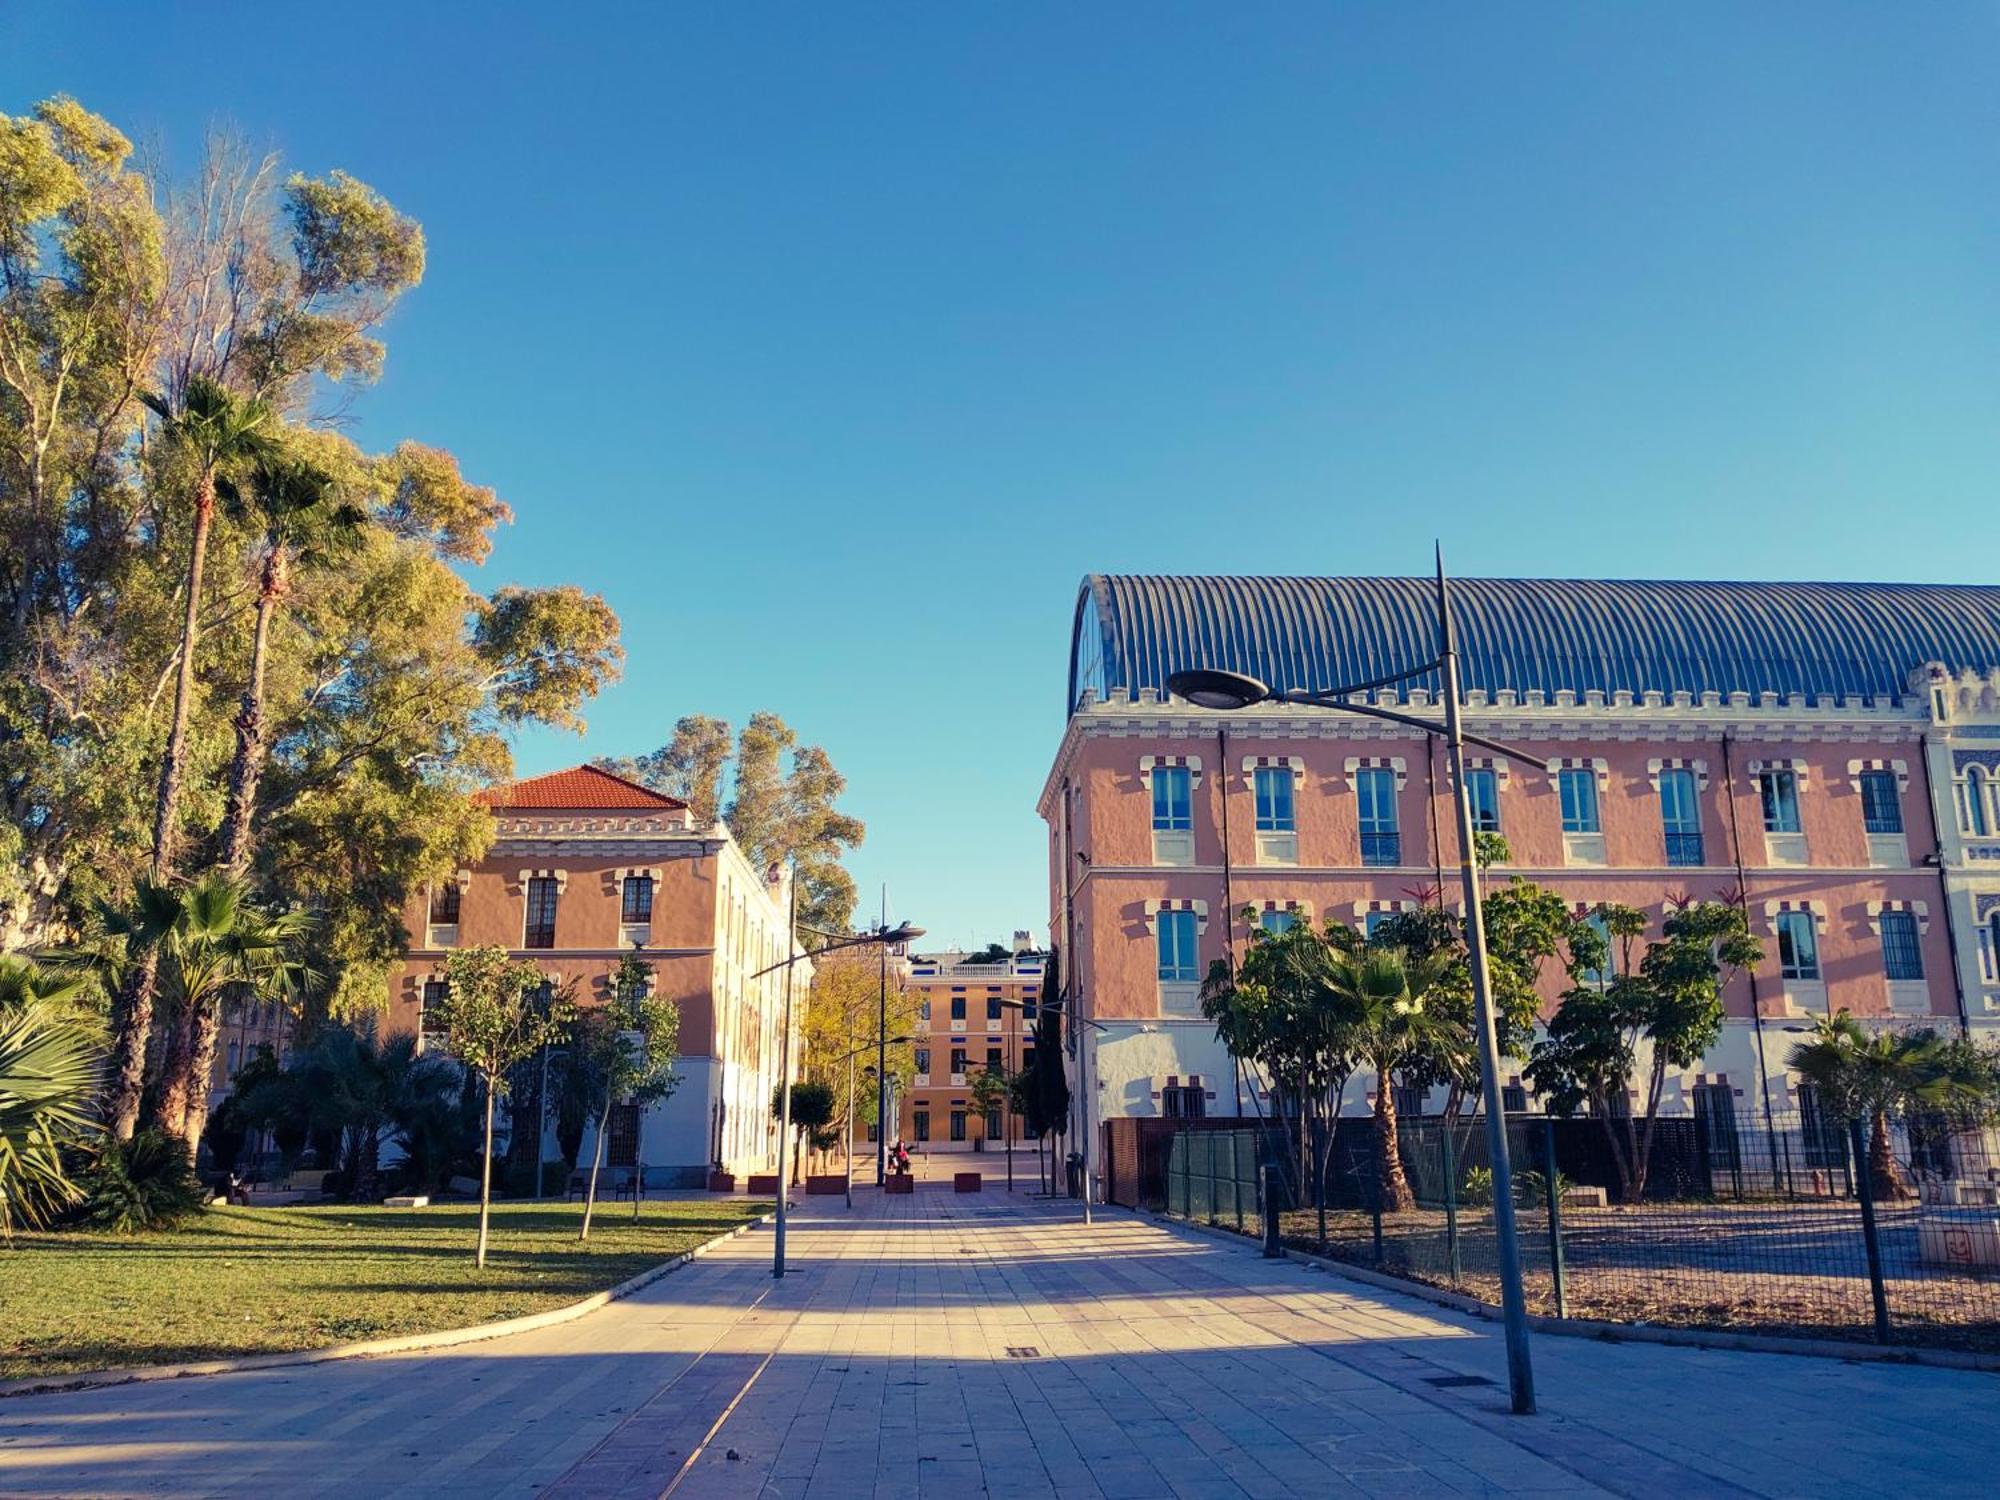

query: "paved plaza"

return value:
[0, 1180, 1993, 1498]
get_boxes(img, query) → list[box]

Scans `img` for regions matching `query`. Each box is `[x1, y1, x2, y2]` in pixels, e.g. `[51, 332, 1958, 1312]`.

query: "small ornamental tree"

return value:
[1528, 901, 1758, 1201]
[579, 950, 680, 1238]
[1786, 1013, 1992, 1200]
[435, 946, 574, 1267]
[968, 1064, 1009, 1149]
[772, 1080, 836, 1183]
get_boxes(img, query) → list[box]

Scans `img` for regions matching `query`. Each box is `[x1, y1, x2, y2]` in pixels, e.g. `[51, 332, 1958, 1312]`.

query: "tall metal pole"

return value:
[1436, 550, 1535, 1415]
[845, 1046, 856, 1209]
[876, 887, 889, 1186]
[773, 868, 798, 1278]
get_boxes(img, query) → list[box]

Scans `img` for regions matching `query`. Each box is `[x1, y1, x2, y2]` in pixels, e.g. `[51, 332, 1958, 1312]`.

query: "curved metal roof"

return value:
[1069, 575, 2000, 715]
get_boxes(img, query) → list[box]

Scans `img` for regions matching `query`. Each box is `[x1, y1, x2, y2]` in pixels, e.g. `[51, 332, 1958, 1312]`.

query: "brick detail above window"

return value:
[1138, 754, 1203, 785]
[1846, 758, 1911, 791]
[1143, 898, 1209, 933]
[1645, 757, 1710, 790]
[1865, 900, 1930, 933]
[1343, 755, 1409, 788]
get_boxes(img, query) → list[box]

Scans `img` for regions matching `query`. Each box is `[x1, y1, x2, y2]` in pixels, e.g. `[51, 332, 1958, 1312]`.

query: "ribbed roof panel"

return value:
[1069, 576, 2000, 714]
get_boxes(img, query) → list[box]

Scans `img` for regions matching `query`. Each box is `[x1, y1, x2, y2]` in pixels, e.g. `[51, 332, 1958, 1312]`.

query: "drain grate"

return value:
[1423, 1374, 1494, 1389]
[1004, 1346, 1041, 1359]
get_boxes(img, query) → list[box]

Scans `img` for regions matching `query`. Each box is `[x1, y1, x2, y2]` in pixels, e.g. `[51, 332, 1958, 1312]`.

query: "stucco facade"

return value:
[387, 765, 806, 1184]
[1042, 576, 2000, 1198]
[887, 938, 1047, 1156]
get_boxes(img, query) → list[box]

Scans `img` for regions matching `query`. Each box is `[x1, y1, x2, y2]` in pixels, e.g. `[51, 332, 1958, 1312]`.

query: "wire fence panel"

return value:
[1158, 1111, 2000, 1353]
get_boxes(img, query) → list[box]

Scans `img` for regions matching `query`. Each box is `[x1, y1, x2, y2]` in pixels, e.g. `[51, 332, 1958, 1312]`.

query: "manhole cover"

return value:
[1004, 1346, 1041, 1359]
[1423, 1374, 1493, 1389]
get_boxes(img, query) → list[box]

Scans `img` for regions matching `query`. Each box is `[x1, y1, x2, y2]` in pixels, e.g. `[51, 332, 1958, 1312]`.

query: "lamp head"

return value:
[1166, 668, 1272, 711]
[883, 922, 925, 943]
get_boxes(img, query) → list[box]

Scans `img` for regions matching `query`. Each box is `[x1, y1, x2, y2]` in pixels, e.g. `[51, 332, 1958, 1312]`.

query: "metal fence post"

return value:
[1442, 1124, 1462, 1286]
[1261, 1163, 1282, 1258]
[1847, 1119, 1893, 1343]
[1544, 1118, 1567, 1319]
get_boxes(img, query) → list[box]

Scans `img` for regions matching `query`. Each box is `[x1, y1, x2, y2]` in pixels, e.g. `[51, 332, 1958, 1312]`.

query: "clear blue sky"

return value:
[8, 4, 1997, 948]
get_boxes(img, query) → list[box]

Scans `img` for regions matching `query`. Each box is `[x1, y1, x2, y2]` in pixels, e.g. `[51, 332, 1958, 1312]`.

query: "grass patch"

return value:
[0, 1197, 769, 1382]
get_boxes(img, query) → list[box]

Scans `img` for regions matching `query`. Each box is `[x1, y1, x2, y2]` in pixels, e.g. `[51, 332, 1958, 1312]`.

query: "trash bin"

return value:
[1065, 1151, 1083, 1199]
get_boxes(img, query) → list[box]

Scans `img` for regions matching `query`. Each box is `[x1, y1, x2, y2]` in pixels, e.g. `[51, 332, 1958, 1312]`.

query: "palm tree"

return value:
[105, 377, 276, 1141]
[1326, 946, 1464, 1213]
[59, 875, 313, 1150]
[214, 455, 366, 873]
[1787, 1012, 1972, 1201]
[0, 996, 102, 1237]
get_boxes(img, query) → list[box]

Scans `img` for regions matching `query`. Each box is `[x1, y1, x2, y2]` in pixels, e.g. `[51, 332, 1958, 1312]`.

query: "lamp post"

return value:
[1166, 548, 1541, 1416]
[828, 1037, 911, 1208]
[750, 896, 923, 1278]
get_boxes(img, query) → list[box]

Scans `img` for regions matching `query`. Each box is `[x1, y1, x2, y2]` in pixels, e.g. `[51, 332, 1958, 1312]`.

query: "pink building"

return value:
[1041, 576, 2000, 1187]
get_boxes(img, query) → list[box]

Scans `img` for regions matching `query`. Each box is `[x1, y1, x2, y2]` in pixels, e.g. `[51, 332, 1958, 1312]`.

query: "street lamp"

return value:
[751, 907, 923, 1278]
[1166, 549, 1541, 1416]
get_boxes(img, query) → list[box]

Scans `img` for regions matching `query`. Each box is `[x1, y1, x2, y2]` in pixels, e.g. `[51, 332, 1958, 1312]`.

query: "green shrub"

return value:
[80, 1131, 207, 1232]
[1460, 1166, 1494, 1206]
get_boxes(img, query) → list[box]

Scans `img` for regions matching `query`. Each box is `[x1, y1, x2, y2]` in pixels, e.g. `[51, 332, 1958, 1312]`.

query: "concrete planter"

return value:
[805, 1174, 846, 1196]
[706, 1172, 736, 1193]
[885, 1175, 915, 1195]
[954, 1172, 982, 1193]
[746, 1174, 781, 1196]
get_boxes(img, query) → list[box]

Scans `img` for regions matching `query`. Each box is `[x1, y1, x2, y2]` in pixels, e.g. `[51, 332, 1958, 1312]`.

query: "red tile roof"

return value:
[476, 765, 687, 811]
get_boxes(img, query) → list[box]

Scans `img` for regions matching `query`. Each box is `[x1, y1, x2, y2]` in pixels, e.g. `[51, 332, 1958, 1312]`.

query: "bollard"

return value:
[1261, 1163, 1282, 1258]
[1544, 1118, 1567, 1319]
[1848, 1119, 1893, 1343]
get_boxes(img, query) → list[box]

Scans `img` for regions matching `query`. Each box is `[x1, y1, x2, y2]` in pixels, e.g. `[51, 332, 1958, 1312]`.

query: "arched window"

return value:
[1961, 768, 1991, 837]
[1985, 912, 2000, 984]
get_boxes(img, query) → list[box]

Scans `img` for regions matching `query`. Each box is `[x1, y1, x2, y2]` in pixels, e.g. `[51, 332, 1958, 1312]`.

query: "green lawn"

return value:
[0, 1197, 769, 1382]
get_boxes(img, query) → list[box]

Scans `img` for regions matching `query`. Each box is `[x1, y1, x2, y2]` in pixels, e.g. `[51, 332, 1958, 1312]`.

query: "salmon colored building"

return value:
[891, 936, 1047, 1157]
[1042, 576, 2000, 1197]
[387, 765, 806, 1184]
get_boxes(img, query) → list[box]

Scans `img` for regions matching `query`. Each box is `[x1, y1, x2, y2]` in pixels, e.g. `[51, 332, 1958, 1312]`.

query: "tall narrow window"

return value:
[621, 874, 654, 926]
[949, 1110, 967, 1142]
[428, 883, 461, 925]
[1693, 1083, 1741, 1173]
[914, 1110, 931, 1142]
[1580, 911, 1618, 987]
[1253, 767, 1295, 832]
[1465, 768, 1500, 835]
[1776, 911, 1820, 980]
[914, 1046, 931, 1076]
[1559, 769, 1600, 834]
[1858, 770, 1902, 835]
[950, 1046, 968, 1074]
[986, 1046, 1003, 1070]
[1152, 766, 1192, 831]
[524, 877, 559, 949]
[987, 996, 1003, 1022]
[1960, 768, 1991, 837]
[421, 978, 449, 1031]
[1880, 910, 1923, 981]
[1660, 768, 1703, 867]
[1759, 769, 1802, 833]
[1356, 767, 1400, 866]
[1156, 909, 1199, 983]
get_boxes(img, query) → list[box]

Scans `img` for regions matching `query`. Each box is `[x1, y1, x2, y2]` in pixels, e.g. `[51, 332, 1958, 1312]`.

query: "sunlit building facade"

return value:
[1041, 575, 2000, 1186]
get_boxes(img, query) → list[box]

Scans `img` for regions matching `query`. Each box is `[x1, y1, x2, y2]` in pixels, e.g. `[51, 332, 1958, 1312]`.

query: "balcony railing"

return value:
[1361, 831, 1401, 868]
[1664, 831, 1705, 867]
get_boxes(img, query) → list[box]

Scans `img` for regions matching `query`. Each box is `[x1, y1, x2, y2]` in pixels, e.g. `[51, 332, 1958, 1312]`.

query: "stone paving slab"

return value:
[0, 1183, 1994, 1497]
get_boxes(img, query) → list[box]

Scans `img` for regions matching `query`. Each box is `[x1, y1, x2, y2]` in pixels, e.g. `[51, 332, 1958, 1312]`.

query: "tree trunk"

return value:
[106, 473, 216, 1141]
[476, 1074, 497, 1269]
[219, 556, 282, 874]
[154, 997, 207, 1144]
[1868, 1111, 1909, 1201]
[1374, 1071, 1412, 1211]
[580, 1094, 611, 1241]
[105, 946, 162, 1143]
[1598, 1110, 1634, 1203]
